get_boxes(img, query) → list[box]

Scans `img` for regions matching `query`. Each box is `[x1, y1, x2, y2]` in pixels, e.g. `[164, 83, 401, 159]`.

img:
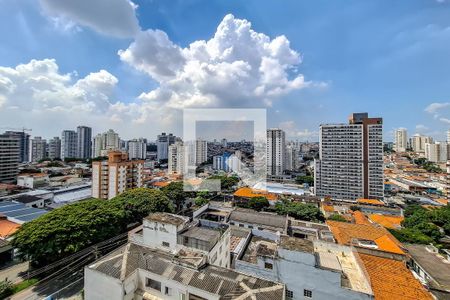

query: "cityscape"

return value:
[1, 1, 450, 300]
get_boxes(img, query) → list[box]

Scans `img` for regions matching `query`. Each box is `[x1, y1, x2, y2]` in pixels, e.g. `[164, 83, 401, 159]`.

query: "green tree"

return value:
[194, 197, 209, 207]
[275, 201, 324, 222]
[247, 197, 270, 211]
[327, 214, 348, 222]
[0, 281, 13, 299]
[161, 181, 189, 212]
[388, 228, 434, 244]
[295, 176, 314, 186]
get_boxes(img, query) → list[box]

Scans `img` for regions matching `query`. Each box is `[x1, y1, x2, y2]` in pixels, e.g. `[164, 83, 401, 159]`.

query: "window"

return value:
[165, 286, 171, 296]
[264, 262, 273, 269]
[248, 225, 253, 229]
[239, 224, 244, 227]
[304, 289, 312, 298]
[230, 221, 235, 225]
[286, 290, 293, 299]
[162, 241, 170, 247]
[145, 278, 161, 292]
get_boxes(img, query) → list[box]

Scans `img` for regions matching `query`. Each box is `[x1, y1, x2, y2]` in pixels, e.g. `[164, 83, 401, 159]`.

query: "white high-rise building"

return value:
[77, 126, 92, 159]
[48, 137, 61, 160]
[411, 134, 433, 153]
[168, 142, 184, 175]
[447, 129, 450, 143]
[0, 133, 20, 183]
[195, 139, 207, 166]
[285, 145, 298, 171]
[29, 136, 47, 162]
[267, 128, 286, 176]
[61, 130, 78, 160]
[315, 113, 384, 201]
[128, 138, 147, 160]
[425, 142, 449, 163]
[395, 128, 408, 152]
[156, 133, 176, 161]
[92, 129, 120, 158]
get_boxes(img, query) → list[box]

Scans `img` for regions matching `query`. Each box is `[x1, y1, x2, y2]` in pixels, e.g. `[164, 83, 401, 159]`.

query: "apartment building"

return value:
[425, 141, 449, 163]
[267, 128, 286, 176]
[156, 132, 176, 161]
[29, 136, 47, 162]
[168, 141, 184, 175]
[128, 138, 147, 160]
[84, 212, 284, 300]
[0, 134, 20, 183]
[3, 131, 30, 162]
[411, 134, 433, 153]
[195, 139, 207, 165]
[92, 129, 120, 158]
[315, 113, 383, 201]
[77, 126, 92, 159]
[395, 128, 408, 152]
[91, 151, 144, 199]
[48, 137, 61, 160]
[61, 130, 78, 160]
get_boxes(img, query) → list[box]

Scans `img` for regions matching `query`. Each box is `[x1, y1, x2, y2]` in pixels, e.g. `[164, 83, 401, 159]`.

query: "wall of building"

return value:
[143, 219, 179, 249]
[84, 268, 124, 300]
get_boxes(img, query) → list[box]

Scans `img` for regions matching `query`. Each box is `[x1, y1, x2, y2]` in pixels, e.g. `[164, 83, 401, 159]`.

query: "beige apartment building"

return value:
[92, 151, 144, 199]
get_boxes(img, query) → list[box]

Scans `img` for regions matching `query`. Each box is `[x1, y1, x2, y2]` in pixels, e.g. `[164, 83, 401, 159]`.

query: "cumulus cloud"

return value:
[40, 0, 140, 37]
[279, 120, 318, 140]
[119, 14, 313, 111]
[425, 102, 450, 114]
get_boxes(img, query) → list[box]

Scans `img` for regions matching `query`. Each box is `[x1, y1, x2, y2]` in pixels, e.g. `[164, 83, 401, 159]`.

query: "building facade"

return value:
[168, 142, 184, 175]
[128, 138, 147, 160]
[315, 113, 384, 201]
[156, 132, 176, 161]
[29, 136, 47, 162]
[425, 142, 449, 163]
[395, 128, 408, 152]
[77, 126, 92, 159]
[0, 134, 20, 183]
[267, 128, 286, 176]
[411, 134, 433, 153]
[61, 130, 78, 160]
[4, 131, 30, 162]
[48, 137, 61, 160]
[92, 129, 120, 158]
[92, 151, 144, 199]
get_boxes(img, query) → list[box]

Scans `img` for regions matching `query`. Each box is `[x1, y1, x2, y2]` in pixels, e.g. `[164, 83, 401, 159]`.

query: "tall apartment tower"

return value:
[315, 113, 384, 201]
[156, 133, 176, 161]
[411, 134, 433, 153]
[0, 133, 20, 183]
[92, 129, 120, 157]
[128, 138, 147, 160]
[29, 137, 47, 162]
[395, 128, 408, 152]
[4, 131, 30, 162]
[195, 139, 207, 166]
[168, 142, 184, 175]
[425, 142, 449, 163]
[48, 137, 61, 160]
[61, 130, 78, 160]
[267, 128, 286, 176]
[77, 126, 92, 159]
[92, 151, 144, 199]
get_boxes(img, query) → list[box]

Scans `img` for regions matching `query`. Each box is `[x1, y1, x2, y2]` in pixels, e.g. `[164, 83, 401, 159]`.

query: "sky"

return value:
[0, 0, 450, 142]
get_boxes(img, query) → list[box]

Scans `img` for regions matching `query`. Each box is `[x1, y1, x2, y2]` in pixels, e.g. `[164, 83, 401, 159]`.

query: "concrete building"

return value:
[411, 134, 433, 153]
[315, 113, 384, 201]
[395, 128, 408, 152]
[29, 136, 47, 162]
[84, 212, 284, 300]
[168, 142, 184, 175]
[221, 138, 228, 148]
[128, 138, 147, 160]
[447, 129, 450, 143]
[4, 131, 30, 162]
[0, 134, 20, 183]
[92, 151, 144, 199]
[61, 130, 78, 160]
[156, 132, 176, 161]
[17, 173, 50, 189]
[425, 142, 449, 163]
[92, 129, 120, 158]
[285, 145, 298, 171]
[77, 126, 92, 159]
[267, 128, 286, 176]
[48, 137, 61, 160]
[195, 139, 207, 166]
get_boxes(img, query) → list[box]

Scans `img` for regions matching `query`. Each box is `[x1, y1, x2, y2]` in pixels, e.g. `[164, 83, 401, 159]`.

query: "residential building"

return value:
[48, 137, 61, 160]
[128, 138, 147, 160]
[77, 126, 92, 159]
[29, 136, 47, 162]
[4, 131, 30, 162]
[168, 141, 184, 175]
[221, 138, 228, 148]
[0, 134, 20, 183]
[156, 132, 176, 161]
[212, 152, 241, 173]
[17, 173, 49, 189]
[195, 139, 207, 165]
[315, 112, 384, 201]
[267, 128, 286, 176]
[425, 141, 449, 163]
[84, 212, 284, 300]
[91, 151, 144, 199]
[395, 128, 408, 152]
[92, 129, 120, 157]
[285, 145, 298, 171]
[411, 134, 433, 153]
[61, 130, 78, 160]
[447, 129, 450, 143]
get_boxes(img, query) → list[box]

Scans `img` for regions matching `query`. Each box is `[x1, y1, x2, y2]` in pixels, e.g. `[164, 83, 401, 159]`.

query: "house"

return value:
[228, 208, 288, 233]
[17, 173, 49, 189]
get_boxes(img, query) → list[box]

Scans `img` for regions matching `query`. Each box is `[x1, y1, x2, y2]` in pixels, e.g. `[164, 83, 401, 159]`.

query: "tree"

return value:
[161, 181, 191, 212]
[295, 176, 314, 186]
[247, 197, 270, 211]
[275, 201, 324, 222]
[328, 214, 348, 223]
[388, 228, 434, 244]
[194, 197, 209, 207]
[208, 175, 239, 190]
[12, 188, 173, 266]
[0, 281, 13, 299]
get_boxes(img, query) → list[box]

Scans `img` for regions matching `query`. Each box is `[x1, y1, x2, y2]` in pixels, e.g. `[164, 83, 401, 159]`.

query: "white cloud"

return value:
[119, 14, 316, 111]
[424, 102, 450, 114]
[440, 117, 450, 124]
[415, 124, 428, 131]
[279, 120, 318, 140]
[39, 0, 140, 38]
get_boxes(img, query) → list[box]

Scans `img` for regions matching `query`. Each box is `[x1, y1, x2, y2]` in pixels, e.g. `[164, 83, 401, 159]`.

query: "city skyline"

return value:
[1, 1, 450, 140]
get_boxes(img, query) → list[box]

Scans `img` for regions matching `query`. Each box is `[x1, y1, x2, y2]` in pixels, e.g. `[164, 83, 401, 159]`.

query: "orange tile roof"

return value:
[368, 214, 404, 229]
[322, 204, 334, 212]
[359, 253, 432, 300]
[233, 187, 277, 201]
[353, 211, 371, 225]
[436, 198, 448, 206]
[357, 198, 385, 206]
[326, 221, 404, 254]
[0, 219, 20, 238]
[152, 181, 170, 187]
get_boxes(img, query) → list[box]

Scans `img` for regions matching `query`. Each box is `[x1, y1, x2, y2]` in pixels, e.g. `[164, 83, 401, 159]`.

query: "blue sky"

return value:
[0, 0, 449, 141]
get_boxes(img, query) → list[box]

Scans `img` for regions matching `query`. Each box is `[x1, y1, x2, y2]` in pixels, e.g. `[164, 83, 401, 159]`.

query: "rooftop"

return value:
[403, 243, 450, 292]
[368, 214, 404, 229]
[0, 217, 20, 238]
[0, 201, 47, 224]
[179, 226, 221, 243]
[241, 236, 277, 263]
[353, 211, 371, 225]
[359, 253, 433, 300]
[327, 221, 404, 255]
[233, 187, 277, 201]
[279, 236, 314, 253]
[357, 198, 385, 206]
[229, 208, 286, 231]
[145, 212, 189, 226]
[89, 242, 284, 299]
